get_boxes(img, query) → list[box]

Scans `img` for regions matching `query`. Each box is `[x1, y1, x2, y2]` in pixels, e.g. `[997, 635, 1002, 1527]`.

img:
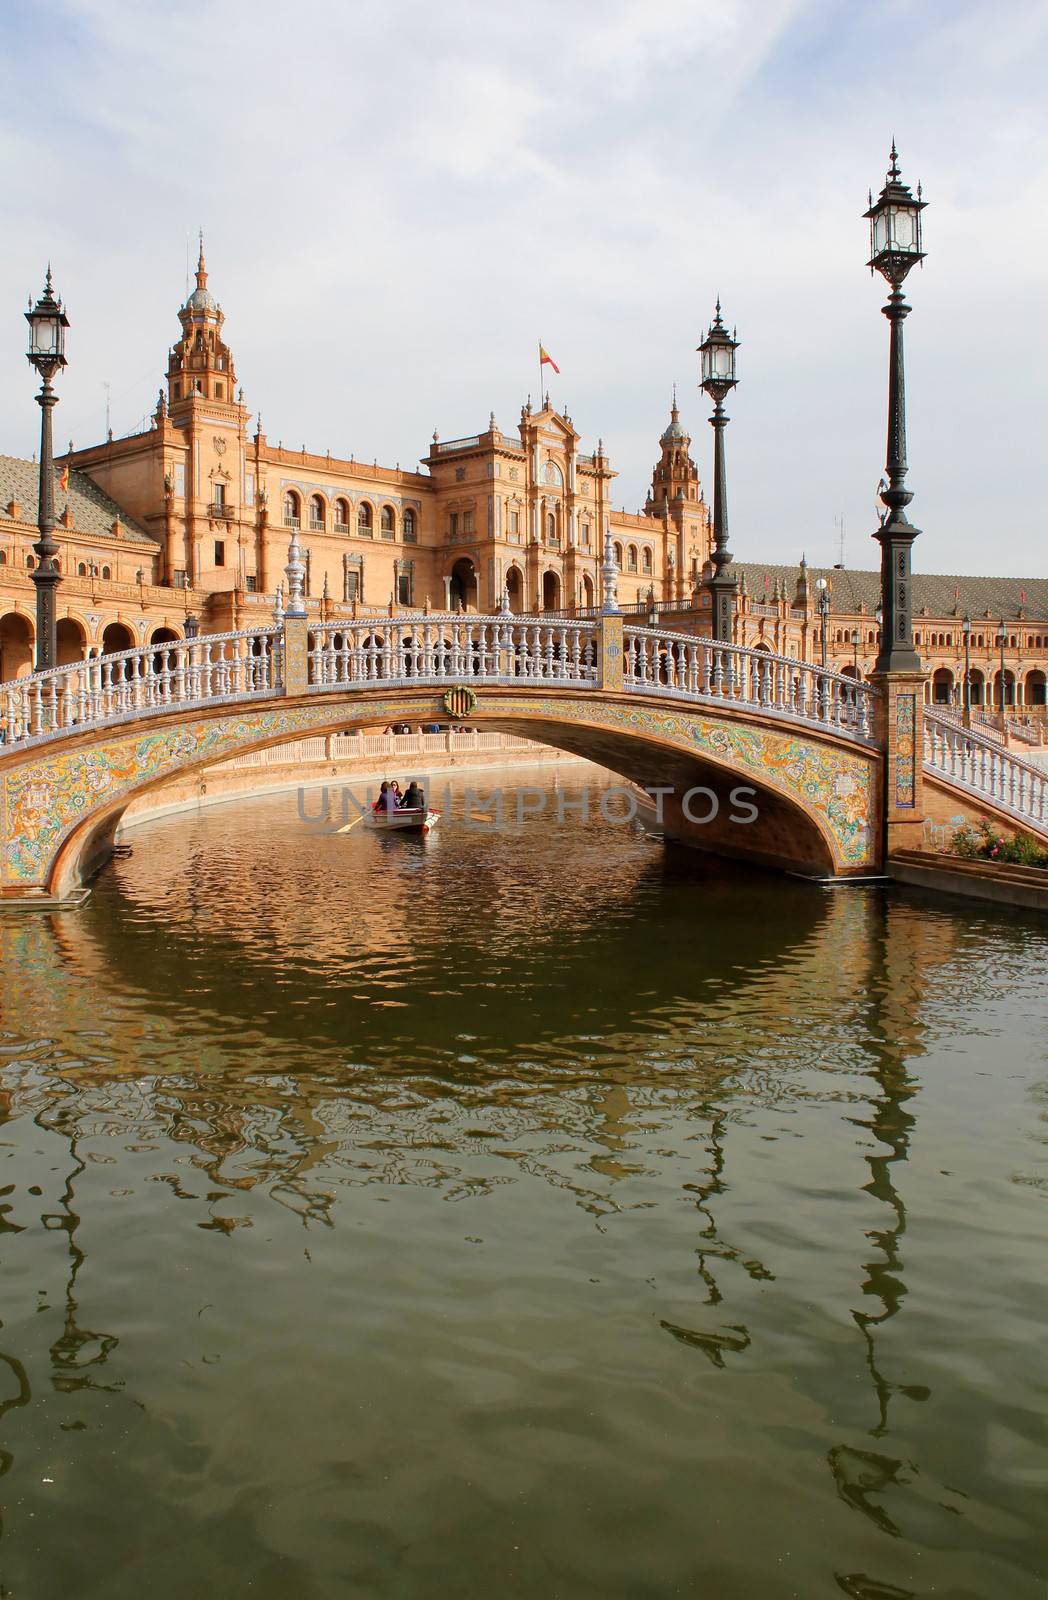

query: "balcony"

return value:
[309, 517, 325, 531]
[333, 520, 349, 534]
[209, 500, 234, 522]
[283, 515, 301, 529]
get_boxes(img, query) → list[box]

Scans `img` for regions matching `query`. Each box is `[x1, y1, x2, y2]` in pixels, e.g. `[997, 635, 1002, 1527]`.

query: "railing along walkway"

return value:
[924, 710, 1048, 835]
[0, 613, 878, 753]
[1, 627, 281, 749]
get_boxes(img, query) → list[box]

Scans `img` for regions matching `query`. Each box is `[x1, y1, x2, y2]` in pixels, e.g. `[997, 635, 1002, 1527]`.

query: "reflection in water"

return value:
[0, 773, 1045, 1600]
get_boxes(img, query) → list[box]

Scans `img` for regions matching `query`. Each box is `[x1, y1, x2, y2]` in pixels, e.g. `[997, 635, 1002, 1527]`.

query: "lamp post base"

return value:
[870, 667, 929, 864]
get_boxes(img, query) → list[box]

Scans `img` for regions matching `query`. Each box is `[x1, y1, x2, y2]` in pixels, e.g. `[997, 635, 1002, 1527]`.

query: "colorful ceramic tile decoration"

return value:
[0, 687, 878, 888]
[894, 692, 916, 809]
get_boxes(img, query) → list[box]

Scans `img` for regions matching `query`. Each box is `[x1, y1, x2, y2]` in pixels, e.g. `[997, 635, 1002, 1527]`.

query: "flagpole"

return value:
[538, 341, 543, 410]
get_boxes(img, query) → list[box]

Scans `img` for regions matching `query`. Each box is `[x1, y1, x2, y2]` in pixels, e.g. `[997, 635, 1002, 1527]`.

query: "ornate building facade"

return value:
[0, 243, 1044, 724]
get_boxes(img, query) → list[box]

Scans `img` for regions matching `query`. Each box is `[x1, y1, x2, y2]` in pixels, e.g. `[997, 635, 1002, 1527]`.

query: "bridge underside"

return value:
[0, 686, 883, 901]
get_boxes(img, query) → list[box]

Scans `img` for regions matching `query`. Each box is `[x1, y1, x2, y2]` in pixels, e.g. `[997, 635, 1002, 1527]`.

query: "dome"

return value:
[661, 418, 686, 444]
[185, 286, 218, 314]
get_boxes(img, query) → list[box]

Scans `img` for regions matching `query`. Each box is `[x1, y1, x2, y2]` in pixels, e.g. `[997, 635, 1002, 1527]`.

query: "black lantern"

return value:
[184, 614, 200, 640]
[697, 299, 740, 643]
[866, 146, 927, 679]
[962, 613, 972, 723]
[865, 145, 926, 286]
[25, 268, 70, 672]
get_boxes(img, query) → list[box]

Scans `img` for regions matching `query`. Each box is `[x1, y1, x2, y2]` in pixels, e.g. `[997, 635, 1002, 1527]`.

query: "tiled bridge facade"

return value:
[1, 613, 1045, 902]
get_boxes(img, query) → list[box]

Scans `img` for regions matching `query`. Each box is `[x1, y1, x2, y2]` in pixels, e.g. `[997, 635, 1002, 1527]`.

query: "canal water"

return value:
[0, 770, 1045, 1599]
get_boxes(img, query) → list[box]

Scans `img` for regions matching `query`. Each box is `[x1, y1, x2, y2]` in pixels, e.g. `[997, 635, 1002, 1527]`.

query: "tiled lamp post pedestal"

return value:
[871, 669, 928, 860]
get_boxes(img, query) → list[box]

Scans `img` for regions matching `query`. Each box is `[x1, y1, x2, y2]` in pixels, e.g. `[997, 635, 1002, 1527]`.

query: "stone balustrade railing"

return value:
[621, 626, 876, 740]
[924, 710, 1048, 833]
[0, 613, 879, 752]
[1, 626, 280, 745]
[306, 616, 600, 688]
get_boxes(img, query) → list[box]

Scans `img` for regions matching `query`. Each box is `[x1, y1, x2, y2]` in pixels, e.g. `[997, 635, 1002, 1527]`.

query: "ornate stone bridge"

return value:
[0, 612, 1045, 902]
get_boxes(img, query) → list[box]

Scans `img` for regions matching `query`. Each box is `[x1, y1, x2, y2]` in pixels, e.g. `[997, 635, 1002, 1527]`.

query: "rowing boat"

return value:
[363, 806, 440, 835]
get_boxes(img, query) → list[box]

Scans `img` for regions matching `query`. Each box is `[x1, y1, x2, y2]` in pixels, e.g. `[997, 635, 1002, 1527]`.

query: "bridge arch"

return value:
[0, 682, 879, 903]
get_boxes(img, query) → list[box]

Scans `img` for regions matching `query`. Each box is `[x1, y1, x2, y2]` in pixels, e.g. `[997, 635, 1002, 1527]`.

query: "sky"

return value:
[1, 0, 1046, 576]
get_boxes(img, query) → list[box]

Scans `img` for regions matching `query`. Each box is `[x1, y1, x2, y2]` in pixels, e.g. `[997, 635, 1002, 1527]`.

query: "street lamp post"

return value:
[697, 300, 739, 643]
[851, 628, 860, 678]
[997, 621, 1007, 731]
[25, 269, 69, 672]
[865, 145, 926, 675]
[816, 578, 830, 668]
[962, 614, 972, 726]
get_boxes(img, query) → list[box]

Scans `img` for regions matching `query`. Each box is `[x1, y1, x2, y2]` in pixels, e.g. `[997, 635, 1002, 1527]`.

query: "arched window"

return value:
[283, 491, 301, 528]
[309, 495, 325, 531]
[101, 565, 112, 579]
[357, 502, 373, 536]
[0, 551, 7, 565]
[25, 555, 34, 568]
[334, 499, 350, 532]
[77, 562, 88, 576]
[642, 547, 652, 573]
[580, 522, 590, 548]
[380, 505, 395, 539]
[546, 512, 556, 542]
[613, 542, 623, 567]
[627, 545, 638, 571]
[403, 508, 417, 543]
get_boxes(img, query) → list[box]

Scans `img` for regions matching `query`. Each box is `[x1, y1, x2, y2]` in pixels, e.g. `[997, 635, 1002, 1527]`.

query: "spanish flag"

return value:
[59, 465, 69, 493]
[539, 343, 560, 374]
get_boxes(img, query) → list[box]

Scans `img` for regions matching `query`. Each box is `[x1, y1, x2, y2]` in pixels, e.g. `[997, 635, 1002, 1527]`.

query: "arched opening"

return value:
[77, 562, 88, 576]
[545, 512, 556, 543]
[613, 542, 623, 569]
[967, 668, 984, 707]
[449, 558, 477, 613]
[380, 506, 396, 539]
[0, 612, 34, 679]
[542, 571, 561, 613]
[993, 669, 1016, 709]
[102, 622, 136, 657]
[1025, 669, 1046, 707]
[627, 545, 638, 572]
[283, 491, 301, 528]
[309, 495, 325, 531]
[642, 548, 652, 575]
[46, 698, 851, 899]
[357, 502, 373, 537]
[334, 499, 350, 532]
[931, 667, 953, 705]
[403, 508, 416, 543]
[505, 566, 524, 614]
[56, 617, 87, 667]
[580, 573, 594, 610]
[839, 664, 859, 681]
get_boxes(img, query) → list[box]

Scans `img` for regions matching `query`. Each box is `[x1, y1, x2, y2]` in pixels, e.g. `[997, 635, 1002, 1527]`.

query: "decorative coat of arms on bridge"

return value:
[443, 687, 477, 719]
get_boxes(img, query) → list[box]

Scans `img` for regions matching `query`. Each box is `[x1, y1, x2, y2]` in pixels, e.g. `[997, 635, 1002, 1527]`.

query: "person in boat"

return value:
[373, 781, 398, 814]
[390, 780, 403, 806]
[400, 781, 423, 810]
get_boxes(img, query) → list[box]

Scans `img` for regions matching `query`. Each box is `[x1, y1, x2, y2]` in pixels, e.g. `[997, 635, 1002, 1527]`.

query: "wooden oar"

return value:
[336, 815, 364, 834]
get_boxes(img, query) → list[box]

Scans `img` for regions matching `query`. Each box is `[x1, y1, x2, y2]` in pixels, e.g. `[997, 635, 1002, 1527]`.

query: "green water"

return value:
[0, 770, 1045, 1598]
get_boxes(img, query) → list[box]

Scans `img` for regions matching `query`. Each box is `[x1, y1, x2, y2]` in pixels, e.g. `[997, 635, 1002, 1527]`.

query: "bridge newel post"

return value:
[282, 615, 309, 697]
[597, 614, 624, 691]
[869, 668, 928, 864]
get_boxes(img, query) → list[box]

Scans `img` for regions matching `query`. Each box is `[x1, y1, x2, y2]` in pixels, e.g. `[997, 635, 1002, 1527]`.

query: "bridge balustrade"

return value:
[306, 617, 600, 688]
[0, 627, 280, 744]
[621, 627, 875, 739]
[924, 711, 1048, 832]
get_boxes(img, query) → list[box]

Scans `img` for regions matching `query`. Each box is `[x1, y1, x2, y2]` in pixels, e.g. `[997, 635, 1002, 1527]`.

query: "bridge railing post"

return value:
[282, 615, 309, 697]
[597, 614, 624, 691]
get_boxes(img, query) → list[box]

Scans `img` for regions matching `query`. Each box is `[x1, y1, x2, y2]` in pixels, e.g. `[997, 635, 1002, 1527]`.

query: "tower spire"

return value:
[195, 229, 208, 292]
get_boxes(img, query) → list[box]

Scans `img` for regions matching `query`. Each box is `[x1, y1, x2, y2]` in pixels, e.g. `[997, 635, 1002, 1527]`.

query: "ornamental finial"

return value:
[601, 531, 620, 615]
[284, 529, 306, 617]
